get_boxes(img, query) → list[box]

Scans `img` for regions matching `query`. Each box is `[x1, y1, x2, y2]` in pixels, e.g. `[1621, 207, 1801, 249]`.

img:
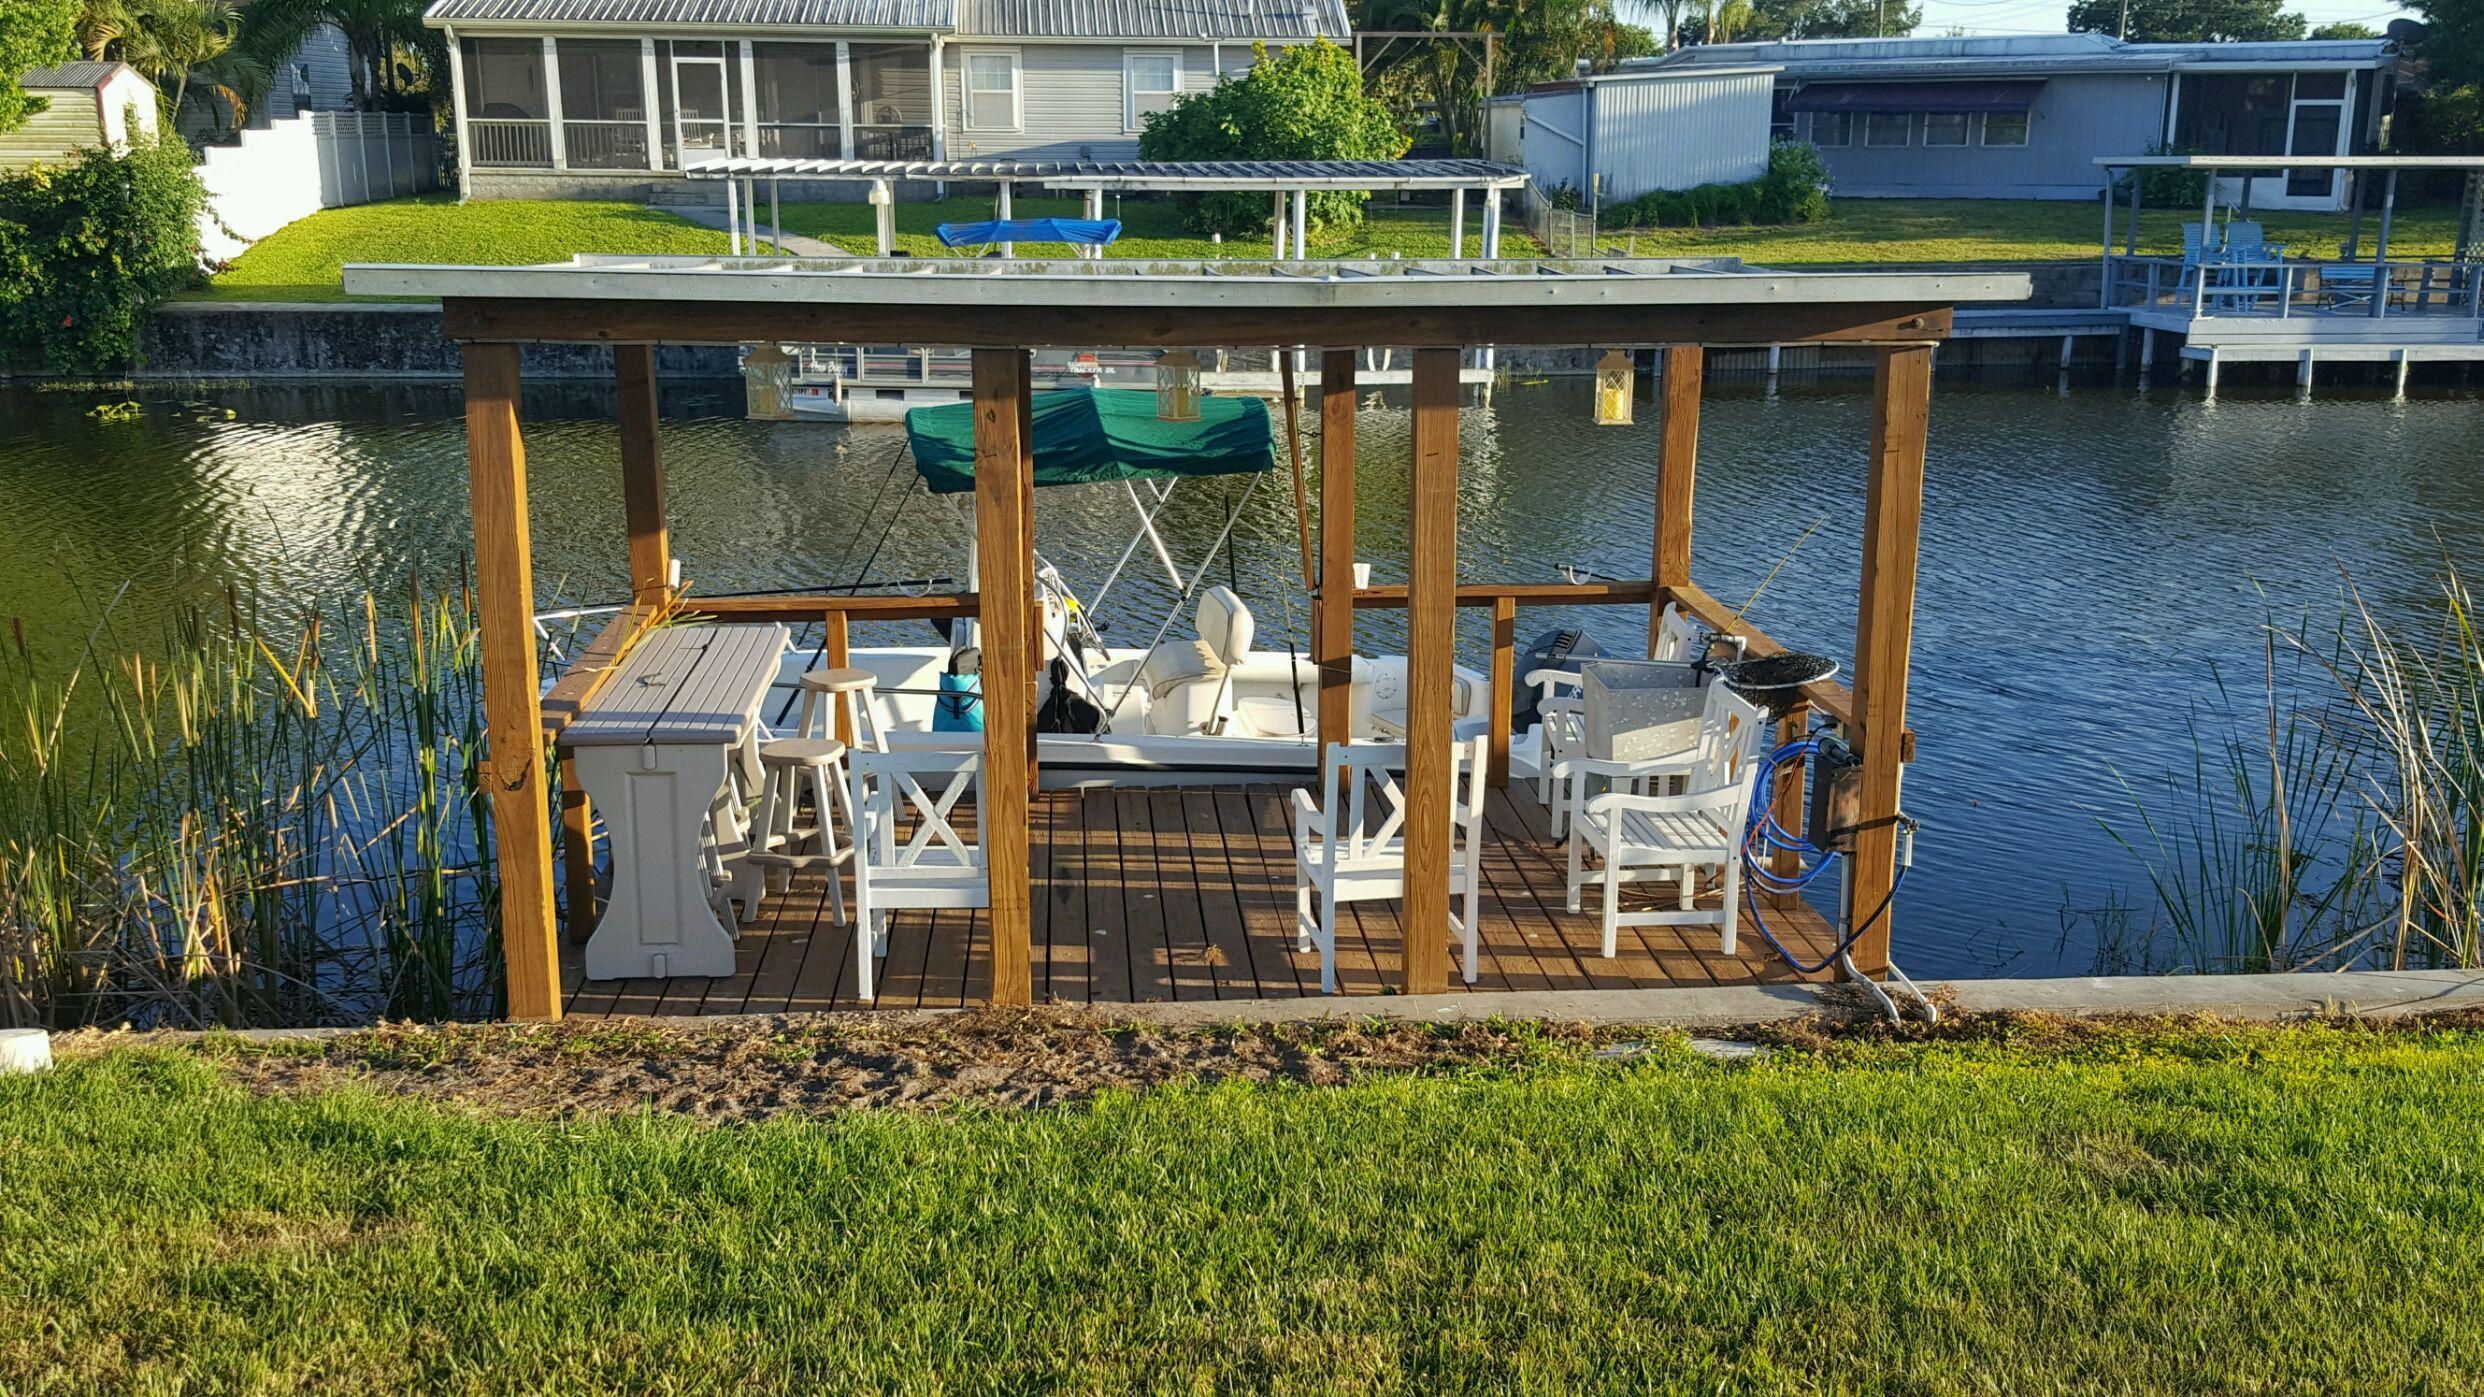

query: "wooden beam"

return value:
[461, 342, 562, 1022]
[1401, 347, 1461, 995]
[823, 609, 852, 745]
[1018, 355, 1039, 796]
[1487, 594, 1515, 789]
[972, 347, 1035, 1007]
[442, 299, 1957, 353]
[1651, 344, 1701, 650]
[1768, 696, 1810, 908]
[1846, 344, 1933, 977]
[539, 601, 663, 742]
[1315, 348, 1358, 775]
[559, 756, 596, 942]
[682, 593, 980, 621]
[1350, 580, 1656, 609]
[1665, 580, 1912, 762]
[614, 343, 670, 604]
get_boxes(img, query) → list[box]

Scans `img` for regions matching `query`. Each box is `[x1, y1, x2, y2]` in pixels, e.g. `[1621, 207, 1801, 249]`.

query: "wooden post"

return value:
[1768, 696, 1810, 907]
[1846, 344, 1932, 977]
[1315, 348, 1358, 774]
[823, 609, 852, 745]
[1652, 344, 1701, 647]
[614, 343, 670, 604]
[462, 342, 562, 1021]
[1402, 348, 1460, 995]
[559, 756, 596, 941]
[971, 347, 1035, 1006]
[1017, 350, 1040, 797]
[1487, 594, 1515, 789]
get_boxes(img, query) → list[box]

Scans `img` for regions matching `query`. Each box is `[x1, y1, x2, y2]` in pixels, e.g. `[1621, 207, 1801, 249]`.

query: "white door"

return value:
[672, 53, 732, 163]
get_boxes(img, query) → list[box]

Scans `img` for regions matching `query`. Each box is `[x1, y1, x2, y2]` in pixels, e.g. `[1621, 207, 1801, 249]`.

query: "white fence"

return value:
[198, 111, 439, 263]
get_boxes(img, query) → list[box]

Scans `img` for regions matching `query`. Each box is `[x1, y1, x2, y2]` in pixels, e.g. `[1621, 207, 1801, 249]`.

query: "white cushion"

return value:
[1195, 586, 1253, 667]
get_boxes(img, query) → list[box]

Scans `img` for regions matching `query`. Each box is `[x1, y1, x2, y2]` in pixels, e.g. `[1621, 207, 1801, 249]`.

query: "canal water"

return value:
[4, 371, 2478, 979]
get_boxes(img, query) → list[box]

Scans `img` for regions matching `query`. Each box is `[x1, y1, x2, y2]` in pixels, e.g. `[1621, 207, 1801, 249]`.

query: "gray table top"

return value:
[564, 623, 789, 747]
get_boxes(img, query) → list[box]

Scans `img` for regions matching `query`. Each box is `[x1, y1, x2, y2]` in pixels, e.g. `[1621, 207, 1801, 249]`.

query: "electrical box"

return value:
[1807, 733, 1866, 854]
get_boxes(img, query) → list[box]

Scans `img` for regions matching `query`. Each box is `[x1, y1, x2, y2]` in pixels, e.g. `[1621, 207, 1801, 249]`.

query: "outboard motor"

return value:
[1511, 627, 1603, 732]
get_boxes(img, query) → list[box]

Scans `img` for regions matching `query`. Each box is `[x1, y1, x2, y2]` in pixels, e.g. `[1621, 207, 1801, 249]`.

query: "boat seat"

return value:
[1136, 586, 1254, 736]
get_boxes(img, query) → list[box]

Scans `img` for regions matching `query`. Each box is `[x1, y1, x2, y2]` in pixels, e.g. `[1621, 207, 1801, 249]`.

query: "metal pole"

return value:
[2099, 178, 2116, 310]
[2374, 169, 2398, 320]
[2345, 168, 2365, 259]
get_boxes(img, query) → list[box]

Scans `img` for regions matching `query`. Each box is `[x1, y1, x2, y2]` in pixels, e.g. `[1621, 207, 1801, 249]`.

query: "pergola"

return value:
[342, 252, 2030, 1021]
[678, 155, 1532, 260]
[2093, 153, 2484, 280]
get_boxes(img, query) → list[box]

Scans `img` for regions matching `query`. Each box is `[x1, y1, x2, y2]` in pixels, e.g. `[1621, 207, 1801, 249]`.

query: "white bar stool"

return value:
[747, 737, 854, 926]
[797, 667, 886, 752]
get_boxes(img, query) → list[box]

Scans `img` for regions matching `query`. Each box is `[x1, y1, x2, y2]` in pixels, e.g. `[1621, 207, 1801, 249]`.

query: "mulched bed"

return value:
[51, 1005, 2484, 1124]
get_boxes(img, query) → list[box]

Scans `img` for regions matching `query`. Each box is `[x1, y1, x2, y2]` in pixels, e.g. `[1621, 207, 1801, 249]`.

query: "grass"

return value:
[8, 1018, 2484, 1390]
[1604, 196, 2467, 266]
[771, 192, 1548, 261]
[191, 195, 744, 303]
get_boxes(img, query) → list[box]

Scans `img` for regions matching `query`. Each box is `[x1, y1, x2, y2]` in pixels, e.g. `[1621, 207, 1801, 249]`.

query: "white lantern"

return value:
[1593, 349, 1635, 426]
[1156, 349, 1203, 422]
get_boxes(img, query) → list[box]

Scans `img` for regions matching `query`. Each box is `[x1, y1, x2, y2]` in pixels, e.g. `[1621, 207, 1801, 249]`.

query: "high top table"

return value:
[566, 623, 789, 980]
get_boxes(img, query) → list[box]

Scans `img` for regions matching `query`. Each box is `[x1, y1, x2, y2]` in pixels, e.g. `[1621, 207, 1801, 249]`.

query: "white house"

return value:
[424, 0, 1354, 200]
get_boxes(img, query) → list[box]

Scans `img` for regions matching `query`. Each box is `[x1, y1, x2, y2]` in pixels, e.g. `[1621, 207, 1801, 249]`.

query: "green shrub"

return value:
[2111, 143, 2210, 208]
[1136, 39, 1408, 238]
[1608, 141, 1830, 230]
[0, 137, 204, 374]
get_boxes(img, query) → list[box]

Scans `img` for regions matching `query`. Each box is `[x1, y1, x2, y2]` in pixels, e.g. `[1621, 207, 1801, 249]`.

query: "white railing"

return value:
[563, 120, 649, 170]
[2107, 254, 2484, 321]
[470, 118, 552, 168]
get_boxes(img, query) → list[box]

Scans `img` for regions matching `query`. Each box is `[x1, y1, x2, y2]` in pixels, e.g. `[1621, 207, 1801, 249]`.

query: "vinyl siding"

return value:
[0, 89, 106, 172]
[944, 42, 1236, 160]
[1803, 71, 2167, 200]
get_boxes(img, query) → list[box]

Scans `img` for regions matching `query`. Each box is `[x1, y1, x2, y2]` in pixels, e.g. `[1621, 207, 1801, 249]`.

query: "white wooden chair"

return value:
[1527, 603, 1704, 839]
[1562, 683, 1767, 958]
[846, 746, 986, 1001]
[1289, 734, 1489, 993]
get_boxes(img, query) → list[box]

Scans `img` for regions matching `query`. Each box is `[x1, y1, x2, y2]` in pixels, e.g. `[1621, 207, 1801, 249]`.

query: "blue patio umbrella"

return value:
[934, 217, 1122, 250]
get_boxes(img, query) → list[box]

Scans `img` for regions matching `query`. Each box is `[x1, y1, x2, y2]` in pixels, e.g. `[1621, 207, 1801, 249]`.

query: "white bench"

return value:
[567, 623, 788, 979]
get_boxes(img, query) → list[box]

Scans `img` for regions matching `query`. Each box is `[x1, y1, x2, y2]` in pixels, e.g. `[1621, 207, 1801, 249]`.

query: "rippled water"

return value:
[5, 372, 2479, 978]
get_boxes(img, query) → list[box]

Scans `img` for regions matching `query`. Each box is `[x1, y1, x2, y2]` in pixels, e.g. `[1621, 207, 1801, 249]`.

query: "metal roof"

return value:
[424, 0, 950, 27]
[18, 61, 129, 88]
[423, 0, 1342, 33]
[1633, 33, 2394, 81]
[681, 156, 1534, 189]
[344, 252, 2031, 312]
[2098, 154, 2484, 169]
[956, 0, 1348, 39]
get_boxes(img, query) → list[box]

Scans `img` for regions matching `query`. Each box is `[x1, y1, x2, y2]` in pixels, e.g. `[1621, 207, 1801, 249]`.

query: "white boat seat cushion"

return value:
[1136, 586, 1256, 736]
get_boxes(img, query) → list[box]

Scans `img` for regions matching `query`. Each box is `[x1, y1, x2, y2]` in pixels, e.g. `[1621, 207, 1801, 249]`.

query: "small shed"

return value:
[1, 61, 160, 173]
[1484, 66, 1778, 205]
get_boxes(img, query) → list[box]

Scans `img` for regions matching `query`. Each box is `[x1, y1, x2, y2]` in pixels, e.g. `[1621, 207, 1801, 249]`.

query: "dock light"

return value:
[1593, 349, 1635, 426]
[1155, 350, 1203, 422]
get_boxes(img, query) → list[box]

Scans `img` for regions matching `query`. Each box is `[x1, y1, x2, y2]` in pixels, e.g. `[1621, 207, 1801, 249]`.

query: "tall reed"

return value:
[2098, 565, 2483, 974]
[0, 581, 503, 1029]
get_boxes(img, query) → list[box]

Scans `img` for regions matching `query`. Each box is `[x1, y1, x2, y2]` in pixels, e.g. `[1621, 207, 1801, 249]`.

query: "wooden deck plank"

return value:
[1180, 788, 1262, 1000]
[769, 872, 845, 1014]
[1083, 788, 1135, 1004]
[1039, 790, 1091, 1005]
[1116, 790, 1175, 1004]
[1148, 789, 1222, 1001]
[1215, 786, 1306, 1000]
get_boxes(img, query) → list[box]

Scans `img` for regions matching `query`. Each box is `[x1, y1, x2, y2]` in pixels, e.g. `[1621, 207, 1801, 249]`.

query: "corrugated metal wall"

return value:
[1590, 70, 1773, 199]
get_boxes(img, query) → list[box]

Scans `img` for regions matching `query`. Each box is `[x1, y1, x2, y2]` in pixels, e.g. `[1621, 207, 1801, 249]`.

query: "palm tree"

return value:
[238, 0, 435, 110]
[82, 0, 243, 123]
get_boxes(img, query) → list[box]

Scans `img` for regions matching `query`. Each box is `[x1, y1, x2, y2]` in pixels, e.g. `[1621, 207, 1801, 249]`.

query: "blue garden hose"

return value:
[1738, 734, 1911, 976]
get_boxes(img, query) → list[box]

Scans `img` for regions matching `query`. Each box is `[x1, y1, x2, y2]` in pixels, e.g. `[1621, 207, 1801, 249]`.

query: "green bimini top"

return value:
[904, 387, 1274, 495]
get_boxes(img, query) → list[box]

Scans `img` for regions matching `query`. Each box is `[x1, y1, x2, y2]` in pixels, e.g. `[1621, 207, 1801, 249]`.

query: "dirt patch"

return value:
[134, 1011, 1609, 1122]
[50, 1006, 2484, 1123]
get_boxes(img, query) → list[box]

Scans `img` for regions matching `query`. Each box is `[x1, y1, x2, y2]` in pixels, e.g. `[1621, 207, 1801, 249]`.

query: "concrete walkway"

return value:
[1116, 968, 2484, 1030]
[659, 204, 846, 257]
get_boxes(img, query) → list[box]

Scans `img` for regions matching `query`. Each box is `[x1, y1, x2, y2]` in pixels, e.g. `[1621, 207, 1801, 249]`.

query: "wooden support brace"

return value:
[614, 343, 670, 604]
[462, 342, 563, 1021]
[1402, 347, 1461, 995]
[971, 347, 1035, 1007]
[1315, 348, 1358, 776]
[1652, 344, 1701, 652]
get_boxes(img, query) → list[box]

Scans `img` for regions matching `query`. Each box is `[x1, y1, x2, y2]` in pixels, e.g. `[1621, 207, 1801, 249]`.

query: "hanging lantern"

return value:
[1156, 349, 1203, 423]
[1593, 349, 1636, 426]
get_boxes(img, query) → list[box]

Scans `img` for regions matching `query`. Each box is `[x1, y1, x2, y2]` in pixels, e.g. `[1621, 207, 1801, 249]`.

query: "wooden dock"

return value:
[561, 784, 1838, 1017]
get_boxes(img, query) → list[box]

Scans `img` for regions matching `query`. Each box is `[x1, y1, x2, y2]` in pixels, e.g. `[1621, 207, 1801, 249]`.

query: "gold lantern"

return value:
[1155, 349, 1203, 422]
[1593, 349, 1635, 426]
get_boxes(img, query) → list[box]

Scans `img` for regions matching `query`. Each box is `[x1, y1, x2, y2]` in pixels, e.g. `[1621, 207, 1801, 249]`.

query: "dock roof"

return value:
[678, 156, 1532, 190]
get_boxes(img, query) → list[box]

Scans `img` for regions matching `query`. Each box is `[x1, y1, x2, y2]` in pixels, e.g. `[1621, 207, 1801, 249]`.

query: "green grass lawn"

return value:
[7, 1017, 2484, 1390]
[192, 195, 743, 302]
[1614, 197, 2466, 266]
[772, 191, 1549, 260]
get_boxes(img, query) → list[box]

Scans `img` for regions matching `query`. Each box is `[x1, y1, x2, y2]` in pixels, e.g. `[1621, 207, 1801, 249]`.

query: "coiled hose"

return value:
[1738, 735, 1910, 975]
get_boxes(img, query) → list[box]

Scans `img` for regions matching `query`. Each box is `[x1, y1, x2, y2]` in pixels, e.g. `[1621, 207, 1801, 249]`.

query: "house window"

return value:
[1921, 112, 1969, 146]
[1864, 111, 1910, 146]
[1126, 51, 1178, 130]
[1810, 111, 1851, 147]
[963, 50, 1018, 131]
[1980, 111, 2028, 147]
